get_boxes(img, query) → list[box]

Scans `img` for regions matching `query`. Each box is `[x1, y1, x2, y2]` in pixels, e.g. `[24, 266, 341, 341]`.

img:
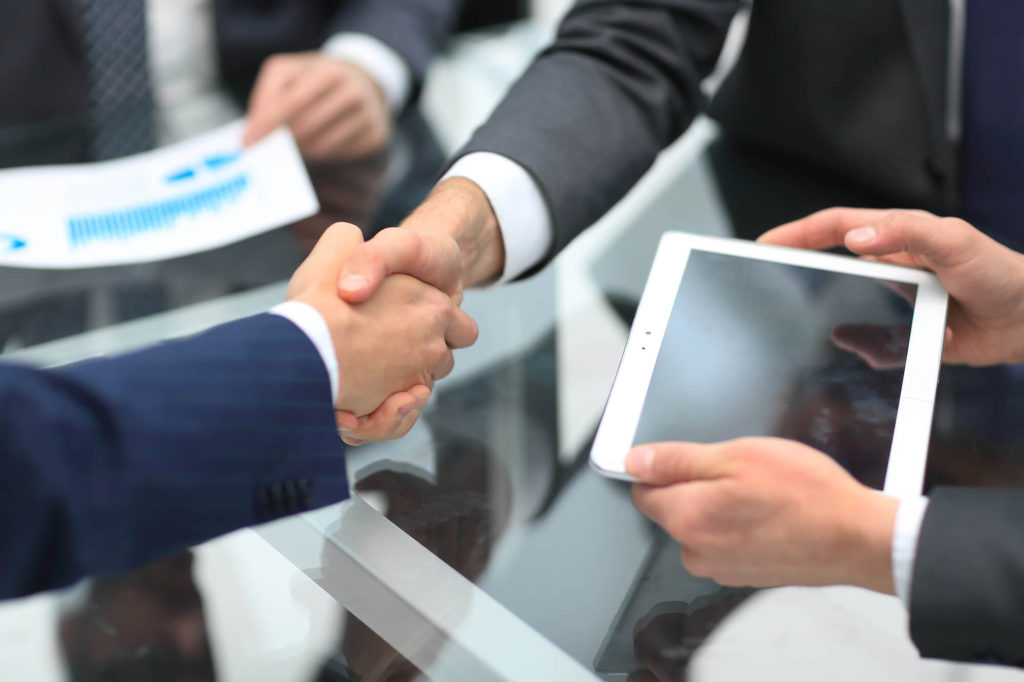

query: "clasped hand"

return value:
[286, 223, 477, 444]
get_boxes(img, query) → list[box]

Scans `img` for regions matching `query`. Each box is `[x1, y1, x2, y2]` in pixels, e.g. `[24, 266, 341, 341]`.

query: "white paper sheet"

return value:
[0, 120, 319, 269]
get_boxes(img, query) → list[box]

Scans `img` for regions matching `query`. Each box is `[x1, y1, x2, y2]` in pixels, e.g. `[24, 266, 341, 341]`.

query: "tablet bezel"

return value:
[589, 231, 949, 499]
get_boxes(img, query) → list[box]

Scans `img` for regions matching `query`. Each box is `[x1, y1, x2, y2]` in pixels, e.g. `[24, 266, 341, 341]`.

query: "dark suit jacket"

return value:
[909, 487, 1024, 666]
[0, 312, 348, 599]
[455, 0, 953, 275]
[0, 0, 461, 167]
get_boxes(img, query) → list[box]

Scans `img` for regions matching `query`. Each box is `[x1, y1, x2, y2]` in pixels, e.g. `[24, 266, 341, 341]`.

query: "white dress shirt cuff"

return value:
[270, 301, 339, 404]
[891, 495, 930, 607]
[321, 33, 412, 114]
[442, 152, 553, 283]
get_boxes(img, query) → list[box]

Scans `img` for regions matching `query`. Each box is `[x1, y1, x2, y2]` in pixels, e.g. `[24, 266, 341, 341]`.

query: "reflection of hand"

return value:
[625, 438, 898, 593]
[759, 208, 1024, 366]
[628, 592, 751, 682]
[338, 611, 423, 682]
[286, 223, 478, 420]
[830, 322, 911, 370]
[243, 52, 391, 162]
[337, 178, 507, 305]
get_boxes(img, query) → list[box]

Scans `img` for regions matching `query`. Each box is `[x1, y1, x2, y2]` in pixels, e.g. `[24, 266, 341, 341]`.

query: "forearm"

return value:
[0, 315, 347, 598]
[452, 0, 739, 246]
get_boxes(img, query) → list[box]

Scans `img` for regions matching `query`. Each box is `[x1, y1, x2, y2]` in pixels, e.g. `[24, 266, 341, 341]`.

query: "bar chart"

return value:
[66, 174, 249, 249]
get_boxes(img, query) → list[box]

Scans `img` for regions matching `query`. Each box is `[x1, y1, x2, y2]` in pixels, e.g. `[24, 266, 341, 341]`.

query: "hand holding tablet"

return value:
[591, 208, 1024, 600]
[590, 228, 949, 498]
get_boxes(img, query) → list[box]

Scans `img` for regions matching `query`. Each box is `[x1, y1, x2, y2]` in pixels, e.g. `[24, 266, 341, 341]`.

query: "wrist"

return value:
[401, 177, 505, 287]
[839, 489, 899, 594]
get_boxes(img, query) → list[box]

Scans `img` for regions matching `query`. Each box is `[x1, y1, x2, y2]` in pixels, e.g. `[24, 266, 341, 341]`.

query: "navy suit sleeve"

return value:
[909, 487, 1024, 666]
[0, 313, 348, 599]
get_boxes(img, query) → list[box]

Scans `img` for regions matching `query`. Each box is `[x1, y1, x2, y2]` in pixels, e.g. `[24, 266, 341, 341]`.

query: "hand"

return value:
[286, 222, 478, 419]
[628, 592, 751, 682]
[626, 437, 898, 593]
[337, 178, 508, 304]
[758, 208, 1024, 366]
[243, 52, 391, 162]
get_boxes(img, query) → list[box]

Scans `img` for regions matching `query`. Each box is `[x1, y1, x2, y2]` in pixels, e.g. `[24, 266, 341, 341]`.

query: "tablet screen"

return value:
[632, 250, 917, 489]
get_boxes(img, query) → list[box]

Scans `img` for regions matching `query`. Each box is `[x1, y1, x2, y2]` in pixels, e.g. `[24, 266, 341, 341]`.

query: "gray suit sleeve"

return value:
[329, 0, 462, 92]
[452, 0, 739, 272]
[910, 487, 1024, 667]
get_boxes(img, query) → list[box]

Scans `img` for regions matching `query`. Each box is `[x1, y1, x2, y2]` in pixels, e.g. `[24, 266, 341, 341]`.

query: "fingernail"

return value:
[397, 405, 418, 418]
[847, 226, 877, 245]
[625, 447, 655, 477]
[338, 425, 352, 433]
[339, 275, 367, 292]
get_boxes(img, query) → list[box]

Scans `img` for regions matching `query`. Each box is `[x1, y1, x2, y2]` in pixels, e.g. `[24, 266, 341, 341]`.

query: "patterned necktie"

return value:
[959, 0, 1024, 252]
[79, 0, 155, 160]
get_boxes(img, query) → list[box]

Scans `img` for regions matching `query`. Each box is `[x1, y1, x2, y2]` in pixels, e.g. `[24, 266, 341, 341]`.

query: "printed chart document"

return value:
[0, 121, 319, 268]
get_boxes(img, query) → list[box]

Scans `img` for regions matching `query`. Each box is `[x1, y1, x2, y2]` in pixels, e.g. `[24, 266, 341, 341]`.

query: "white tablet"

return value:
[590, 232, 948, 498]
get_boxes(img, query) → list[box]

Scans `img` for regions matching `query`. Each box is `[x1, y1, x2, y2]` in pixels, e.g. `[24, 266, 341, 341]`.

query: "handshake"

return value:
[284, 221, 479, 446]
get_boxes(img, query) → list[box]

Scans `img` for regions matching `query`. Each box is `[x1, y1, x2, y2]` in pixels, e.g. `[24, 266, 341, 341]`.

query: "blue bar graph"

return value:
[67, 174, 249, 249]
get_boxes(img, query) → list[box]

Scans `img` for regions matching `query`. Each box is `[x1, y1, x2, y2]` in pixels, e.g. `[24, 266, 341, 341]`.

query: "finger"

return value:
[338, 228, 462, 303]
[244, 56, 305, 144]
[303, 222, 364, 272]
[861, 252, 921, 268]
[303, 116, 375, 162]
[336, 410, 359, 432]
[444, 306, 479, 349]
[287, 222, 364, 298]
[757, 207, 894, 250]
[430, 347, 455, 381]
[339, 386, 431, 443]
[289, 83, 363, 143]
[630, 481, 700, 532]
[841, 213, 981, 270]
[625, 442, 726, 485]
[246, 64, 339, 144]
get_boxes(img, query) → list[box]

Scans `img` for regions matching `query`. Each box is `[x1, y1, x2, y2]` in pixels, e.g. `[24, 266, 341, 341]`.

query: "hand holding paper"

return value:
[0, 121, 317, 269]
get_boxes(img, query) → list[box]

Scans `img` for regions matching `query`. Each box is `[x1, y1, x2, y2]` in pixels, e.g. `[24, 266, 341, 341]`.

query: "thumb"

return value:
[625, 442, 722, 485]
[288, 222, 363, 298]
[306, 222, 364, 270]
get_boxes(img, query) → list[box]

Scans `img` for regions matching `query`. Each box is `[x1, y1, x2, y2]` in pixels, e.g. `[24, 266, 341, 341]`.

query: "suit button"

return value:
[297, 478, 313, 508]
[282, 481, 299, 512]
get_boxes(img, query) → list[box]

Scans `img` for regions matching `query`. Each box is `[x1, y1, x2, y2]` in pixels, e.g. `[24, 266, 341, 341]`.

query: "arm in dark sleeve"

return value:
[452, 0, 739, 266]
[910, 487, 1024, 667]
[0, 313, 348, 599]
[328, 0, 463, 94]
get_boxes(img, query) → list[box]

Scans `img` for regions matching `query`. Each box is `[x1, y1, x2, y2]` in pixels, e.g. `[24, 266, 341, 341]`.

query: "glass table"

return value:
[2, 121, 1024, 682]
